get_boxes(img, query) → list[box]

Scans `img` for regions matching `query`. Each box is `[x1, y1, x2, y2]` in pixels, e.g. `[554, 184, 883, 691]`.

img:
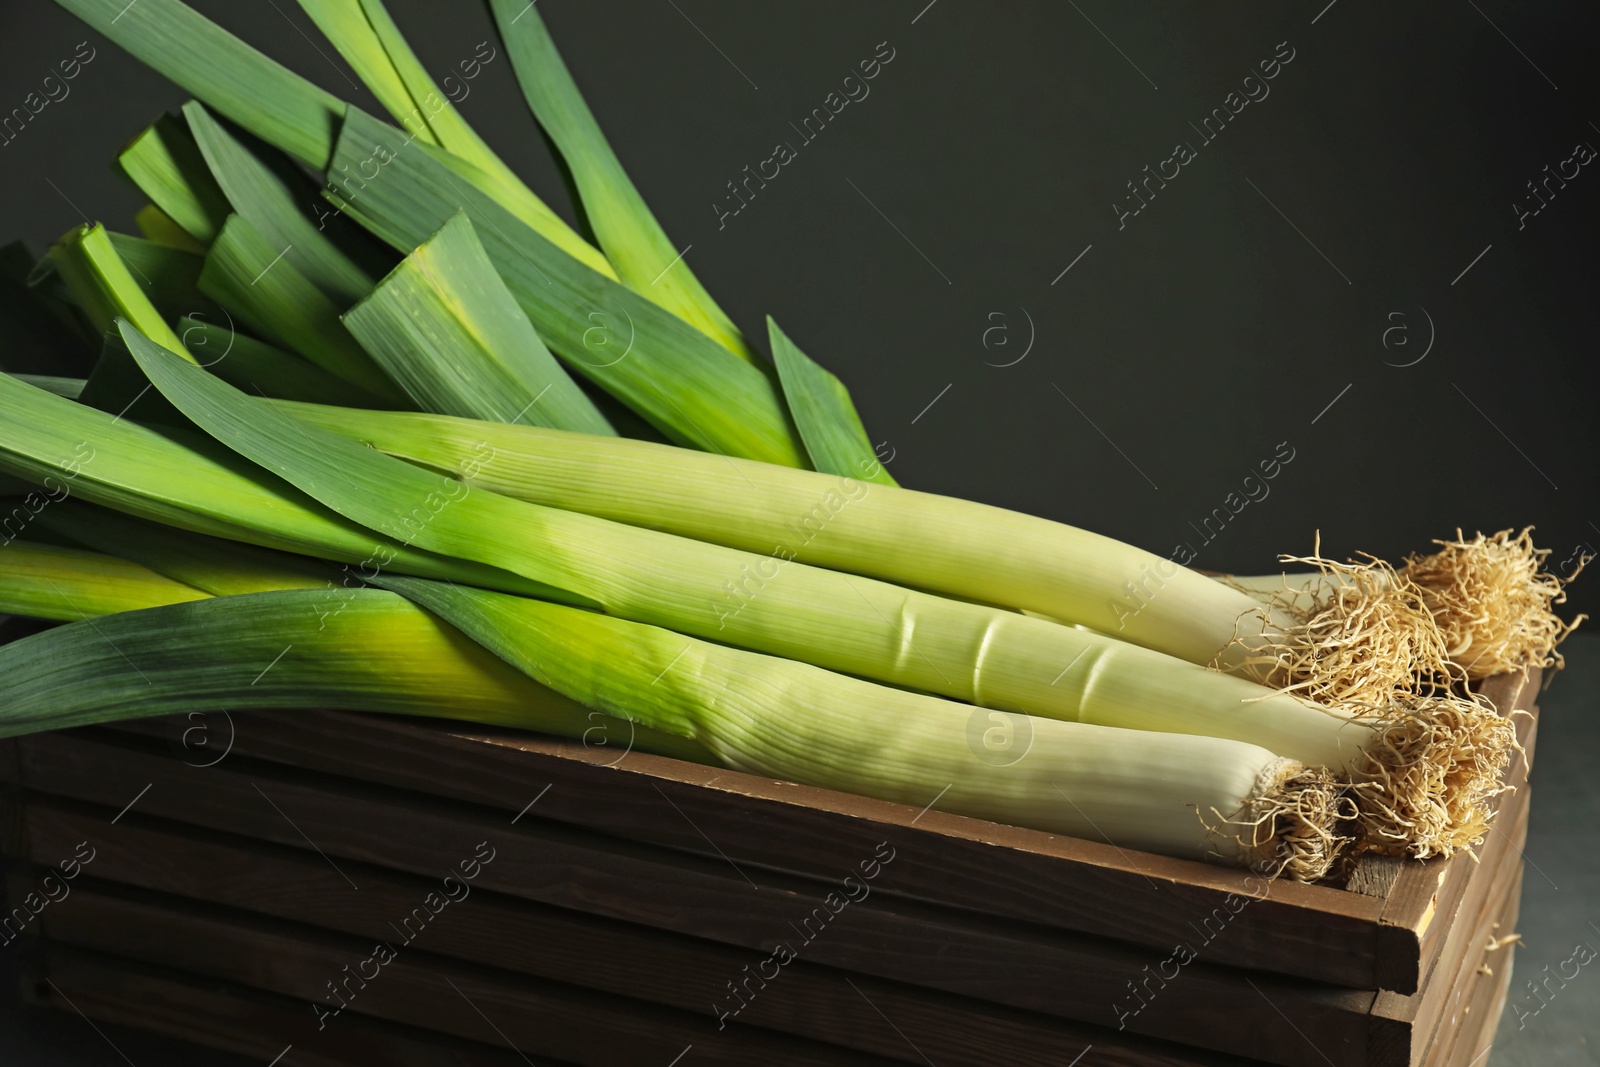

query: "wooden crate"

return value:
[0, 669, 1538, 1066]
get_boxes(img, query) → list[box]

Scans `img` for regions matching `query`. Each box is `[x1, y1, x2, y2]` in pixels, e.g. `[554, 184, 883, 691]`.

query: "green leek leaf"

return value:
[30, 231, 221, 325]
[42, 224, 192, 422]
[0, 368, 553, 598]
[134, 204, 208, 253]
[178, 314, 389, 408]
[198, 213, 404, 402]
[0, 587, 671, 754]
[343, 212, 612, 433]
[488, 0, 753, 361]
[120, 320, 591, 600]
[41, 225, 188, 355]
[768, 317, 894, 485]
[11, 375, 85, 399]
[327, 109, 804, 466]
[55, 0, 346, 168]
[184, 100, 385, 306]
[294, 0, 611, 275]
[38, 500, 337, 597]
[116, 113, 232, 245]
[0, 540, 209, 621]
[56, 0, 609, 277]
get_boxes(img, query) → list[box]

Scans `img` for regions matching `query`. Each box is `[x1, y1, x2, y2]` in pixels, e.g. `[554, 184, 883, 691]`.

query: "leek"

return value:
[282, 402, 1490, 715]
[57, 0, 609, 275]
[379, 574, 1350, 877]
[41, 224, 188, 356]
[325, 108, 805, 466]
[124, 326, 1512, 857]
[38, 500, 335, 596]
[11, 375, 84, 399]
[0, 537, 1350, 876]
[767, 317, 896, 485]
[176, 315, 390, 409]
[278, 401, 1284, 671]
[40, 223, 191, 424]
[294, 0, 613, 275]
[32, 230, 215, 326]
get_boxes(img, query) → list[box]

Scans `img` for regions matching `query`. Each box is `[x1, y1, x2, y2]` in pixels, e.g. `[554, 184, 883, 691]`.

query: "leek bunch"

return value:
[0, 0, 1574, 879]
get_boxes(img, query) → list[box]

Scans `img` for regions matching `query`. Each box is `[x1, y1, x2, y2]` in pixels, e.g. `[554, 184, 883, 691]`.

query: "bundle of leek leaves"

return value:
[0, 0, 1582, 883]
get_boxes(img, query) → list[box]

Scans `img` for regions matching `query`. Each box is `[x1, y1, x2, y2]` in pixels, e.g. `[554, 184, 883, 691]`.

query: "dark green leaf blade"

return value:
[0, 585, 714, 758]
[488, 0, 753, 361]
[768, 317, 896, 485]
[184, 100, 387, 306]
[41, 223, 193, 420]
[178, 314, 389, 408]
[38, 499, 337, 596]
[0, 589, 565, 736]
[198, 213, 405, 403]
[295, 0, 612, 274]
[12, 375, 85, 399]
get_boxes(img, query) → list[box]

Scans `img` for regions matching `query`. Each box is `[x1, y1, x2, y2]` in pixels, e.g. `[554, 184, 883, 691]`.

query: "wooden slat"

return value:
[11, 798, 1261, 1067]
[104, 706, 1391, 991]
[9, 730, 1379, 1066]
[1346, 856, 1407, 899]
[1397, 787, 1529, 1061]
[22, 943, 551, 1066]
[1367, 785, 1528, 1065]
[1427, 876, 1522, 1067]
[1367, 668, 1539, 992]
[28, 879, 914, 1067]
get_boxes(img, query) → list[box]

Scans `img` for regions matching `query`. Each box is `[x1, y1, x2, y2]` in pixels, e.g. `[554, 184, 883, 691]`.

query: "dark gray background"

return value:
[0, 0, 1595, 609]
[0, 2, 1597, 1063]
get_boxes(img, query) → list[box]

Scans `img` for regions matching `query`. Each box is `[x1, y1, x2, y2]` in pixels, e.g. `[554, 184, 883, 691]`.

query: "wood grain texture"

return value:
[31, 881, 910, 1067]
[6, 730, 1379, 1065]
[1424, 876, 1522, 1067]
[10, 799, 1260, 1067]
[1398, 791, 1529, 1057]
[1367, 788, 1528, 1065]
[105, 706, 1388, 990]
[22, 942, 551, 1066]
[1347, 856, 1407, 899]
